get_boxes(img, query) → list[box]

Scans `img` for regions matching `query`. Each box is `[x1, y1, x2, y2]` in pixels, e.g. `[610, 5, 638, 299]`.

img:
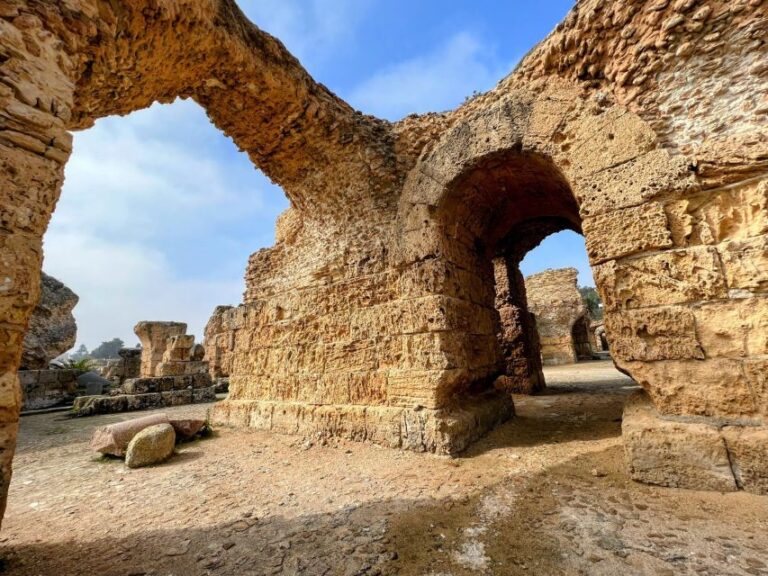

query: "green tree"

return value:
[579, 286, 603, 320]
[90, 338, 125, 359]
[70, 344, 90, 360]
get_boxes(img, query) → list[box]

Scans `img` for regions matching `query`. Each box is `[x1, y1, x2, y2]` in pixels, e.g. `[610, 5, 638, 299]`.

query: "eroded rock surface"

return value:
[124, 423, 176, 468]
[20, 273, 78, 370]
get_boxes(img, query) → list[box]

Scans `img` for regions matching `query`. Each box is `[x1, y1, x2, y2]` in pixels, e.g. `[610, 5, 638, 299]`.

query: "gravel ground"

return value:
[2, 361, 767, 576]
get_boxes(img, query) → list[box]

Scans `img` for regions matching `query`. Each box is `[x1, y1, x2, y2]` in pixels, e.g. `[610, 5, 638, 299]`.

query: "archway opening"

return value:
[430, 150, 631, 410]
[18, 98, 289, 413]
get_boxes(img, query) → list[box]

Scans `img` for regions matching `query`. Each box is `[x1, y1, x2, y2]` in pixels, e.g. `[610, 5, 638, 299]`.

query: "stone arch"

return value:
[396, 87, 699, 411]
[65, 0, 398, 215]
[0, 0, 403, 522]
[570, 314, 593, 362]
[1, 0, 766, 525]
[594, 325, 609, 352]
[395, 79, 767, 489]
[397, 93, 627, 396]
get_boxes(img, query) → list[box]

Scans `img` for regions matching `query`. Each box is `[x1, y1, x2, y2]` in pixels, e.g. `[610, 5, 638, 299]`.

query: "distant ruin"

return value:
[0, 0, 766, 527]
[72, 322, 215, 416]
[525, 268, 594, 366]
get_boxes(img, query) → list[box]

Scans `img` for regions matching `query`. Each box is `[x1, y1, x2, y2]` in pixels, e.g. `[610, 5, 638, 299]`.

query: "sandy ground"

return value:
[1, 361, 767, 576]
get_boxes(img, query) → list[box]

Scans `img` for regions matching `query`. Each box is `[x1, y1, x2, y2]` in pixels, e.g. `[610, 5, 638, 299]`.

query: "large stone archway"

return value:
[1, 0, 766, 526]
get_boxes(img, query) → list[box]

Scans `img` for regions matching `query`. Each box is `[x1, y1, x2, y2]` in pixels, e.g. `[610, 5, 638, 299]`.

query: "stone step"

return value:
[121, 373, 212, 394]
[71, 386, 217, 417]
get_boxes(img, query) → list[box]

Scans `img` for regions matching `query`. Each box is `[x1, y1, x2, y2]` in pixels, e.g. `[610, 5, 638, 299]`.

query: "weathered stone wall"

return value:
[525, 268, 590, 365]
[21, 273, 78, 370]
[0, 0, 766, 526]
[18, 369, 79, 411]
[203, 305, 244, 379]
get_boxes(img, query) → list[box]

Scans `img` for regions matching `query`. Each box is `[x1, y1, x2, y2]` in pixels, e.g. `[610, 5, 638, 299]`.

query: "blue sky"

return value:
[44, 0, 584, 349]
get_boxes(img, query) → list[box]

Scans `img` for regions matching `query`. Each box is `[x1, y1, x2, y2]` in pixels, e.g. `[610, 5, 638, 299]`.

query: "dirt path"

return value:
[2, 362, 767, 575]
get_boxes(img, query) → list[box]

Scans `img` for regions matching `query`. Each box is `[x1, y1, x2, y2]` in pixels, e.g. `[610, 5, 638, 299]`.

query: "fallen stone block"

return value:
[125, 423, 176, 468]
[622, 391, 737, 492]
[90, 413, 170, 457]
[170, 419, 206, 440]
[73, 386, 218, 417]
[73, 394, 128, 416]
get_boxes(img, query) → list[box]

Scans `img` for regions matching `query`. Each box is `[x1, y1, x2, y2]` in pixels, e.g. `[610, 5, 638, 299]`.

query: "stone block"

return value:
[212, 392, 514, 456]
[125, 423, 176, 469]
[19, 369, 78, 411]
[620, 359, 758, 418]
[573, 149, 696, 218]
[665, 179, 768, 247]
[721, 426, 768, 495]
[743, 359, 768, 416]
[566, 108, 657, 179]
[605, 306, 704, 362]
[595, 247, 727, 311]
[72, 386, 217, 417]
[719, 237, 768, 293]
[18, 371, 38, 387]
[38, 370, 58, 385]
[583, 202, 673, 264]
[692, 298, 768, 359]
[622, 392, 737, 492]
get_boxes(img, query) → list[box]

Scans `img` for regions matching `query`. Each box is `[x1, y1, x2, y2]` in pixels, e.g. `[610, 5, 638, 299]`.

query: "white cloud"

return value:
[45, 99, 288, 350]
[58, 99, 270, 243]
[44, 230, 243, 349]
[348, 31, 516, 120]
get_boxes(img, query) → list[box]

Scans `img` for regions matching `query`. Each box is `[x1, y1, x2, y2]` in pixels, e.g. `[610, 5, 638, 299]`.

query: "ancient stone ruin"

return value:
[524, 268, 594, 365]
[72, 322, 214, 416]
[0, 0, 767, 527]
[16, 272, 80, 411]
[100, 347, 142, 385]
[594, 322, 609, 352]
[20, 272, 78, 370]
[204, 305, 242, 381]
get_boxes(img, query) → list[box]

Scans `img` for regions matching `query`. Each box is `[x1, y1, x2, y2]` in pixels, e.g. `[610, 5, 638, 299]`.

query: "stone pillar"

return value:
[493, 257, 545, 394]
[0, 5, 79, 525]
[118, 348, 142, 380]
[133, 322, 187, 378]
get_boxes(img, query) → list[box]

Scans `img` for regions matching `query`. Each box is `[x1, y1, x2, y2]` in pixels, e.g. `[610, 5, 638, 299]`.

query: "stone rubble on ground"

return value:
[73, 322, 217, 417]
[124, 423, 176, 468]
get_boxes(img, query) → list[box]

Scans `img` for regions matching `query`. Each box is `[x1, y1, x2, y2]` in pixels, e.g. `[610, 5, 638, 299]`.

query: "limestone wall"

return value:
[100, 348, 141, 385]
[203, 305, 245, 379]
[18, 369, 79, 411]
[524, 268, 590, 366]
[0, 0, 766, 525]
